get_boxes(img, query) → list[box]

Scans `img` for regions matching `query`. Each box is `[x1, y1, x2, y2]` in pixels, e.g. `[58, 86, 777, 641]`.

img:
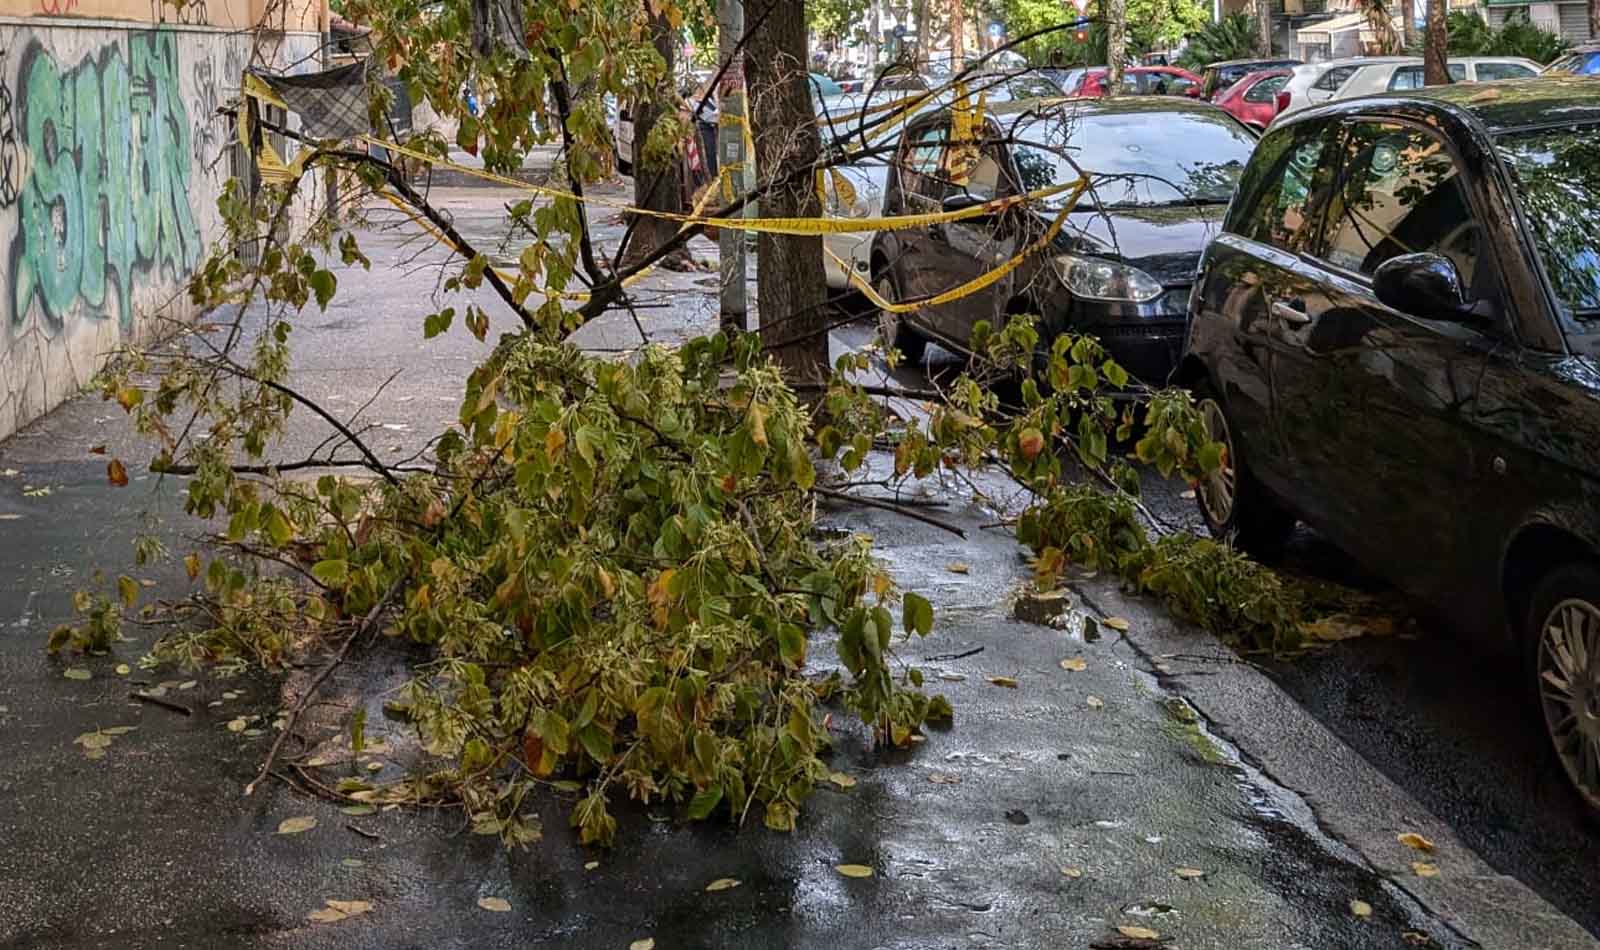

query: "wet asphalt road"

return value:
[846, 320, 1600, 939]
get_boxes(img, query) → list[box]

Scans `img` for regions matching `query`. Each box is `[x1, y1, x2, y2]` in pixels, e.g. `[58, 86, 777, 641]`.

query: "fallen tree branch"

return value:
[814, 486, 967, 538]
[244, 574, 406, 796]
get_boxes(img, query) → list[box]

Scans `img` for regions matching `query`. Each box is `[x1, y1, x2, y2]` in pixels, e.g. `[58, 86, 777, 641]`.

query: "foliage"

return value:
[1175, 13, 1262, 71]
[1437, 10, 1570, 62]
[1003, 0, 1210, 64]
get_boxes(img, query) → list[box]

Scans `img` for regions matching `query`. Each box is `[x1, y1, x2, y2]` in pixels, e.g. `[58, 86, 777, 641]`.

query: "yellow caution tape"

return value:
[831, 176, 1089, 315]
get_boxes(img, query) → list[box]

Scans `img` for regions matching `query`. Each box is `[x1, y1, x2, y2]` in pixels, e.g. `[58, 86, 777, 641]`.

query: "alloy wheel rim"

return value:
[1538, 597, 1600, 808]
[1197, 398, 1236, 527]
[875, 278, 899, 349]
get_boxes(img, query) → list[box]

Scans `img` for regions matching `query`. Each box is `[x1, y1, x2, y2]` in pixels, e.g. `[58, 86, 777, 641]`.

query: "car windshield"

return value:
[1011, 109, 1257, 207]
[1497, 124, 1600, 317]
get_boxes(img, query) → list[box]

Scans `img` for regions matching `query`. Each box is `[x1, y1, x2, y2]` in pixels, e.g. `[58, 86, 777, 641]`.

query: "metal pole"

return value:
[718, 0, 750, 333]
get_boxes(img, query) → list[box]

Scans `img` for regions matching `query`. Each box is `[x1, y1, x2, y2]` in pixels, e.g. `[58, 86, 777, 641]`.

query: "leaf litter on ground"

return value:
[277, 816, 318, 835]
[307, 899, 372, 923]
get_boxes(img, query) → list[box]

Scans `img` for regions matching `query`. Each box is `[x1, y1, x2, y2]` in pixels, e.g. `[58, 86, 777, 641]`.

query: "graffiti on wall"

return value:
[0, 46, 19, 209]
[9, 30, 200, 332]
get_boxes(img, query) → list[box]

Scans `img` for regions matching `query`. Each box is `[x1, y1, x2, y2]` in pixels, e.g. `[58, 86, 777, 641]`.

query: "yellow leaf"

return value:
[477, 896, 512, 912]
[584, 860, 600, 871]
[704, 877, 741, 892]
[545, 427, 567, 461]
[277, 816, 318, 835]
[1060, 866, 1083, 878]
[596, 566, 616, 600]
[986, 675, 1018, 688]
[835, 864, 874, 878]
[1350, 899, 1372, 917]
[927, 772, 961, 785]
[114, 664, 130, 675]
[749, 404, 769, 448]
[184, 553, 201, 580]
[1174, 867, 1206, 879]
[1102, 616, 1131, 631]
[1396, 832, 1435, 853]
[827, 771, 857, 789]
[629, 940, 656, 950]
[307, 898, 372, 922]
[107, 458, 129, 487]
[1118, 925, 1160, 940]
[945, 562, 970, 574]
[1411, 861, 1439, 878]
[1086, 695, 1105, 709]
[1059, 657, 1087, 672]
[226, 717, 248, 732]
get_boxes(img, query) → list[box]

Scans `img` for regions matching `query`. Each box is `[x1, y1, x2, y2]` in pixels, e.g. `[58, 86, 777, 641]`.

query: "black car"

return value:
[870, 96, 1258, 384]
[1180, 77, 1600, 808]
[1199, 58, 1303, 100]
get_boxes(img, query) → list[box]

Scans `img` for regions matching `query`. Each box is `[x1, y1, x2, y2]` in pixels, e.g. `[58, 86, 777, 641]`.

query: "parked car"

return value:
[1212, 67, 1293, 130]
[1180, 77, 1600, 809]
[1332, 56, 1540, 98]
[1545, 43, 1600, 74]
[1272, 56, 1415, 119]
[1061, 66, 1204, 98]
[871, 96, 1257, 382]
[1198, 57, 1302, 100]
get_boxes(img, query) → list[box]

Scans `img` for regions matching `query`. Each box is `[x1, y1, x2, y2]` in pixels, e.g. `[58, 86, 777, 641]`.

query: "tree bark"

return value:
[1105, 0, 1127, 98]
[1591, 0, 1599, 43]
[949, 0, 965, 65]
[746, 0, 829, 382]
[1401, 0, 1417, 50]
[1257, 0, 1273, 56]
[1424, 0, 1450, 85]
[913, 0, 931, 68]
[623, 12, 689, 269]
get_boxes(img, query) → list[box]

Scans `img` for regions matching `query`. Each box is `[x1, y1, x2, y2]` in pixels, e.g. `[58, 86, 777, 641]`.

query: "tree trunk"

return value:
[1401, 0, 1417, 50]
[1424, 0, 1450, 85]
[949, 0, 965, 65]
[746, 0, 829, 382]
[1105, 0, 1127, 98]
[1591, 0, 1599, 42]
[1257, 0, 1273, 56]
[913, 0, 931, 68]
[870, 0, 882, 70]
[623, 12, 689, 269]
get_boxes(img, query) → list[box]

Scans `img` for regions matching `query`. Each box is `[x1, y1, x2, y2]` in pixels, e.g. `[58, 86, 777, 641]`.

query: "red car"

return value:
[1063, 66, 1203, 98]
[1210, 68, 1292, 131]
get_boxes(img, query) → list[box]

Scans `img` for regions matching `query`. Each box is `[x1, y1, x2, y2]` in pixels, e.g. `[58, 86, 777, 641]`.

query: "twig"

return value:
[921, 647, 984, 662]
[814, 487, 967, 538]
[244, 574, 407, 796]
[130, 692, 193, 716]
[346, 823, 382, 840]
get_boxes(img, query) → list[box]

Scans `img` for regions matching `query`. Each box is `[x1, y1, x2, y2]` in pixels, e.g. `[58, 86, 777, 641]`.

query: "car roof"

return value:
[1205, 57, 1299, 69]
[1398, 75, 1600, 132]
[918, 94, 1230, 123]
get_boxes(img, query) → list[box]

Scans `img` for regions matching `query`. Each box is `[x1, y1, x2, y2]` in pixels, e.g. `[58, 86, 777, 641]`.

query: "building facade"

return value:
[0, 0, 327, 442]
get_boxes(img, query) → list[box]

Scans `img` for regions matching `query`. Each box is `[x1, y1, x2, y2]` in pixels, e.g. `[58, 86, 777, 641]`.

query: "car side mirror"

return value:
[1373, 253, 1472, 319]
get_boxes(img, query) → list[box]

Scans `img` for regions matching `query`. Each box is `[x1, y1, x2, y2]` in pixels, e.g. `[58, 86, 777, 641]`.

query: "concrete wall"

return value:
[0, 18, 321, 442]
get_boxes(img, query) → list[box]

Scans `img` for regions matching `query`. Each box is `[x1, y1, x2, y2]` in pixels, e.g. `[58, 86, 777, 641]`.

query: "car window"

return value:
[1388, 66, 1424, 91]
[1230, 120, 1336, 251]
[1498, 125, 1600, 317]
[953, 149, 1007, 207]
[1244, 75, 1289, 103]
[1475, 61, 1535, 81]
[1013, 108, 1256, 206]
[903, 123, 948, 201]
[1314, 65, 1359, 92]
[1121, 73, 1141, 94]
[1320, 120, 1479, 288]
[1159, 73, 1199, 96]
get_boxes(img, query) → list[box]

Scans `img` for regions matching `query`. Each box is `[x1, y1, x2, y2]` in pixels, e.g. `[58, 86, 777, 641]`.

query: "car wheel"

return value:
[1527, 563, 1600, 812]
[874, 273, 926, 365]
[1193, 381, 1295, 559]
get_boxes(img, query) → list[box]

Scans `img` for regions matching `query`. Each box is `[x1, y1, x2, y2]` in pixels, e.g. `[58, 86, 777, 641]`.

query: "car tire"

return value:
[874, 272, 926, 365]
[1192, 380, 1295, 559]
[1525, 562, 1600, 813]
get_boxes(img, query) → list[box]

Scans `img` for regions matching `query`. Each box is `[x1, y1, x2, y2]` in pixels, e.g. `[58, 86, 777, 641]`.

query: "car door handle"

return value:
[1271, 300, 1311, 325]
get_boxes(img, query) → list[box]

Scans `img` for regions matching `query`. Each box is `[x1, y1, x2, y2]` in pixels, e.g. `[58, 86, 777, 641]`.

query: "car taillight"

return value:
[1275, 90, 1290, 114]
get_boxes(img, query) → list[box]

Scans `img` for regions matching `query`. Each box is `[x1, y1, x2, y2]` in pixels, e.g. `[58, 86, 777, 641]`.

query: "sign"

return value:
[719, 54, 744, 97]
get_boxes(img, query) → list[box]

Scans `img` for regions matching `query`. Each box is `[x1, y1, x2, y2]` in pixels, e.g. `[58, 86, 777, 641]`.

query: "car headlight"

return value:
[1053, 254, 1163, 303]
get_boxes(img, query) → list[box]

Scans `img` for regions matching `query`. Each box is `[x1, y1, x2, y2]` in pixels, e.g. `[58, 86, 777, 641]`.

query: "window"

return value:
[1499, 125, 1600, 316]
[1231, 122, 1336, 251]
[1475, 61, 1535, 81]
[960, 151, 1005, 201]
[1244, 75, 1289, 103]
[902, 123, 948, 200]
[1321, 121, 1479, 287]
[1313, 65, 1359, 92]
[1388, 66, 1424, 91]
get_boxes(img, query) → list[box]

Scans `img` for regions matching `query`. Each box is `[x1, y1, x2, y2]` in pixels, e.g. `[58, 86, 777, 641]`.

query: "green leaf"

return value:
[309, 270, 337, 311]
[1102, 359, 1130, 389]
[686, 784, 723, 820]
[265, 508, 293, 547]
[1197, 441, 1223, 474]
[117, 574, 140, 609]
[777, 623, 806, 668]
[577, 723, 613, 763]
[903, 592, 934, 637]
[423, 308, 455, 339]
[311, 559, 349, 587]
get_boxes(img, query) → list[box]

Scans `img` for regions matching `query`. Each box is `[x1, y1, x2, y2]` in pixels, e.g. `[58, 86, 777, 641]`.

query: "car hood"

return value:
[1052, 203, 1226, 284]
